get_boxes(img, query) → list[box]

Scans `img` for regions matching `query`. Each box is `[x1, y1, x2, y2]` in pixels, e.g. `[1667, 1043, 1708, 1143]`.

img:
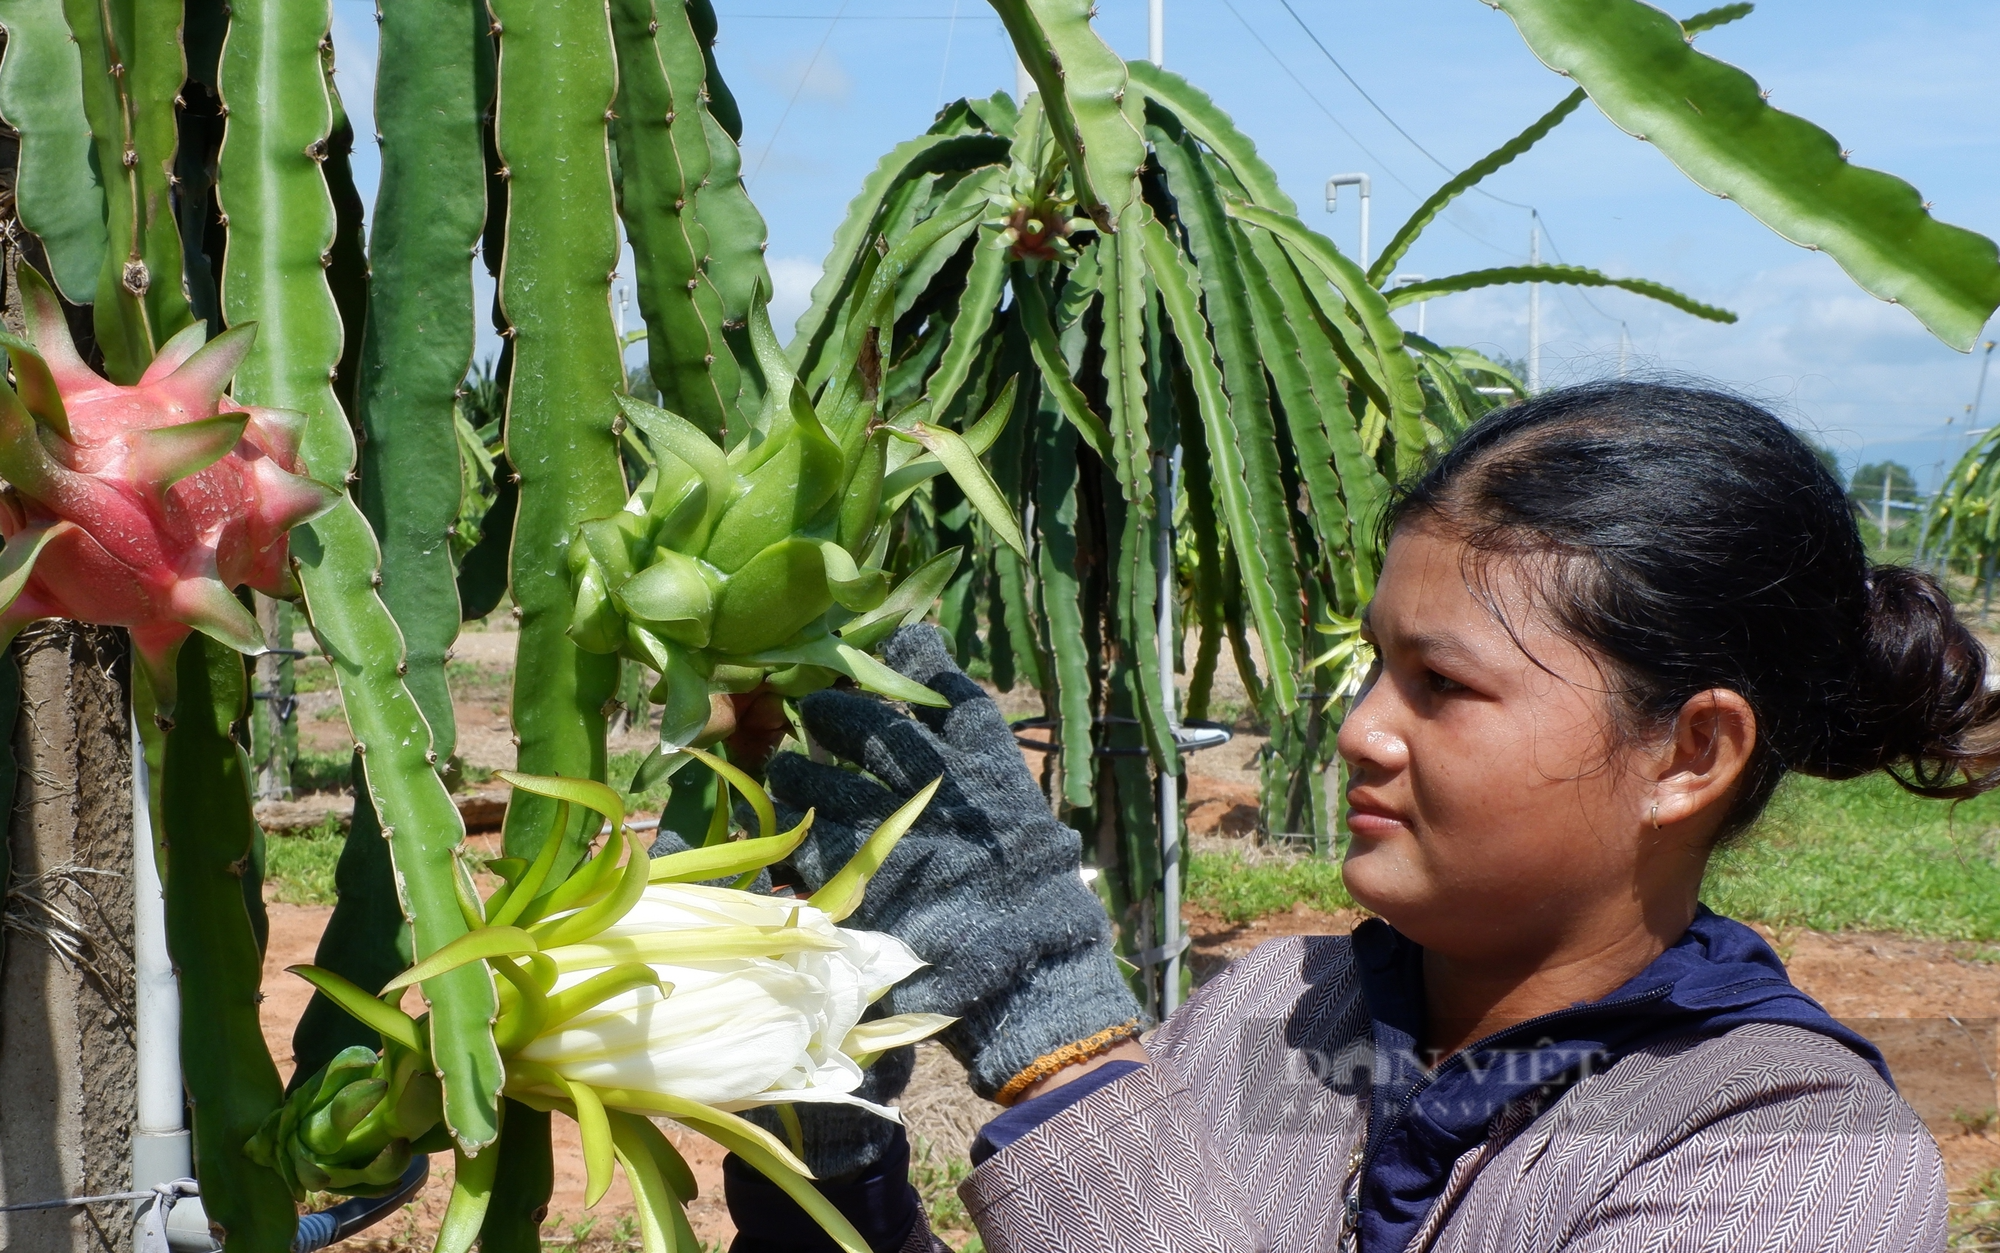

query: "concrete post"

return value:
[0, 623, 137, 1253]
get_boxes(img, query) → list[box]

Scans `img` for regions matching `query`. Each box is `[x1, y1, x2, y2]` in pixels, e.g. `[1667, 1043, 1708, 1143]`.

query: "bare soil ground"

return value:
[259, 629, 2000, 1247]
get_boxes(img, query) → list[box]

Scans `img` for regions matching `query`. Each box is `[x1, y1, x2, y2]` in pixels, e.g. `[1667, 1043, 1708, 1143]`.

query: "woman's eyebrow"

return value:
[1360, 606, 1475, 663]
[1394, 627, 1485, 673]
[1416, 633, 1481, 667]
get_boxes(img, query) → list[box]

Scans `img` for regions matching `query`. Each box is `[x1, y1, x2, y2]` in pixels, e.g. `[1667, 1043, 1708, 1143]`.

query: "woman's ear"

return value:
[1649, 689, 1757, 831]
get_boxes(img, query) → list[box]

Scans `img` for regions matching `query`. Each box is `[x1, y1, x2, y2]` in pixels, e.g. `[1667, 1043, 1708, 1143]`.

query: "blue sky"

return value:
[326, 0, 2000, 489]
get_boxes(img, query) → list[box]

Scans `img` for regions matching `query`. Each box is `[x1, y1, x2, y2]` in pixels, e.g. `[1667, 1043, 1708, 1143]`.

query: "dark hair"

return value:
[1385, 380, 2000, 838]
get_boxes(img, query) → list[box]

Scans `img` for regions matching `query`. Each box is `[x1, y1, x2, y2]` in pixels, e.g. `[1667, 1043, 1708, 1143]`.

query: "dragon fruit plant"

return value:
[0, 268, 339, 713]
[567, 299, 1027, 782]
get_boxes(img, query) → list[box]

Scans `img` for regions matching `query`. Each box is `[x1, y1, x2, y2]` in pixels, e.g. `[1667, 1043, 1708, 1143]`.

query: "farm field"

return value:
[257, 629, 2000, 1250]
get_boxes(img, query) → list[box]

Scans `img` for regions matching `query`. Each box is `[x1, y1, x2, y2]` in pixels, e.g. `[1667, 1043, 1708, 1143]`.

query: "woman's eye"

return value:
[1425, 670, 1465, 695]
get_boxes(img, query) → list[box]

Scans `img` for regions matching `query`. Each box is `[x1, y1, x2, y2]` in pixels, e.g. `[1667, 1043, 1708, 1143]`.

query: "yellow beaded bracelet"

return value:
[992, 1019, 1143, 1107]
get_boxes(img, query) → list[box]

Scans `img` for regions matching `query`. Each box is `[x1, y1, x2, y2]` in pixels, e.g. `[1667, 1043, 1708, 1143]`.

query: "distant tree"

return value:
[1850, 461, 1918, 543]
[625, 363, 661, 406]
[1851, 461, 1917, 507]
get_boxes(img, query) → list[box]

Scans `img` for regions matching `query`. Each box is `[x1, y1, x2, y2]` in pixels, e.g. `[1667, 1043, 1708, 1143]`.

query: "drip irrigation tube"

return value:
[289, 1155, 431, 1252]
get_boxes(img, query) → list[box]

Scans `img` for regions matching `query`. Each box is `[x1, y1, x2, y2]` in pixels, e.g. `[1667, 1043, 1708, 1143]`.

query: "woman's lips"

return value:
[1344, 794, 1408, 838]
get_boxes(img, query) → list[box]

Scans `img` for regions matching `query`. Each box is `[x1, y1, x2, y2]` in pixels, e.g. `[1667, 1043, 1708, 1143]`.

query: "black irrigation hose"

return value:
[290, 1154, 430, 1252]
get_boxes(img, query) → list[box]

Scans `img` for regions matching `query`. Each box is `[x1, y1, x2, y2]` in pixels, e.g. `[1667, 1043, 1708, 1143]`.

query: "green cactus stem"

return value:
[162, 639, 300, 1251]
[0, 0, 108, 302]
[486, 0, 628, 864]
[57, 0, 192, 380]
[216, 0, 503, 1149]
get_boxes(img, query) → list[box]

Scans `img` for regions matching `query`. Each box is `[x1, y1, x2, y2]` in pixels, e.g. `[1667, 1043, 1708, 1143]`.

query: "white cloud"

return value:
[766, 256, 824, 344]
[754, 49, 852, 107]
[1417, 248, 1988, 478]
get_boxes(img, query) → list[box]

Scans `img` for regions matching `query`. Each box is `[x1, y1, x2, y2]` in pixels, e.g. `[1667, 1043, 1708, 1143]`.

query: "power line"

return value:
[1257, 7, 1650, 346]
[1274, 0, 1538, 213]
[1218, 0, 1519, 261]
[935, 0, 961, 111]
[1272, 0, 1454, 177]
[1216, 0, 1411, 195]
[1532, 211, 1627, 327]
[747, 0, 852, 189]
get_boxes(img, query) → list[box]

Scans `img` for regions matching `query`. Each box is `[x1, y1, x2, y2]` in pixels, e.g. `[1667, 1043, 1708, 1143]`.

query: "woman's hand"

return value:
[713, 686, 790, 773]
[766, 625, 1145, 1106]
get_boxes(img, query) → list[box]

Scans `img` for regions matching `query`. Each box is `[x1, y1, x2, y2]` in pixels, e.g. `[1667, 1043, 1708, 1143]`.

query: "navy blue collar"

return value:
[1351, 907, 1888, 1252]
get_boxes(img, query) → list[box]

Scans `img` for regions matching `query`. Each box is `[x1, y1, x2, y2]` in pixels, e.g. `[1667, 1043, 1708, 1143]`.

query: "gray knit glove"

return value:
[766, 624, 1144, 1107]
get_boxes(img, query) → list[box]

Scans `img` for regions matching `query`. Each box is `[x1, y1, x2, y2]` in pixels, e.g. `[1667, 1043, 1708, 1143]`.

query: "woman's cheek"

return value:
[1409, 715, 1556, 876]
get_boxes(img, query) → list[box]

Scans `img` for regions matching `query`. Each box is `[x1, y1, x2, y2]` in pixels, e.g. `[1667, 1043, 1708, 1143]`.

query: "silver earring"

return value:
[1650, 803, 1660, 830]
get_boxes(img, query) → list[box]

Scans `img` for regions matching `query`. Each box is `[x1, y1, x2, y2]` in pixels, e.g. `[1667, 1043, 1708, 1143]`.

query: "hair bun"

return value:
[1817, 565, 2000, 795]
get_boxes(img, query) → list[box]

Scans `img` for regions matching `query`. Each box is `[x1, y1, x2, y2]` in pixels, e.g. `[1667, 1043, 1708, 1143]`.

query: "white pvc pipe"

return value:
[1325, 174, 1371, 272]
[131, 713, 217, 1250]
[131, 714, 184, 1147]
[1148, 0, 1163, 67]
[1359, 185, 1370, 273]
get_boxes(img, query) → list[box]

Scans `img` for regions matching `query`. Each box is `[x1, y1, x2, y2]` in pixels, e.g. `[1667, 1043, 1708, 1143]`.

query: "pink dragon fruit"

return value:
[0, 267, 340, 713]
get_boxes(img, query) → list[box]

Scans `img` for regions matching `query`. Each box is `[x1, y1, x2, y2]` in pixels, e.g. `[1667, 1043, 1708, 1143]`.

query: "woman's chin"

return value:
[1339, 844, 1427, 922]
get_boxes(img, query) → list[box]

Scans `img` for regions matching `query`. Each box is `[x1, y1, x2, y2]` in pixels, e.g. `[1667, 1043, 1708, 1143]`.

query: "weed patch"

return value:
[264, 819, 346, 905]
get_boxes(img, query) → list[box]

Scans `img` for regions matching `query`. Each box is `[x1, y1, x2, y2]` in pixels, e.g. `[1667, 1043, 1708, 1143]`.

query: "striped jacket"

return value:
[950, 933, 1947, 1252]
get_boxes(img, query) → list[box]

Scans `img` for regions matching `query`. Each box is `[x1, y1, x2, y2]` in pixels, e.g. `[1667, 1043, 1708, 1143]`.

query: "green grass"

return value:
[1188, 851, 1353, 924]
[264, 819, 346, 905]
[608, 747, 674, 810]
[291, 655, 337, 693]
[911, 1137, 982, 1252]
[1188, 772, 2000, 941]
[445, 658, 511, 694]
[1704, 773, 2000, 941]
[1955, 1168, 2000, 1246]
[288, 747, 353, 794]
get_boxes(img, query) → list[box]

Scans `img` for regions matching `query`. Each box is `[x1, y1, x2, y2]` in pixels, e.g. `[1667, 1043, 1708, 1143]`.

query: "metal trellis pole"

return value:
[1154, 453, 1182, 1016]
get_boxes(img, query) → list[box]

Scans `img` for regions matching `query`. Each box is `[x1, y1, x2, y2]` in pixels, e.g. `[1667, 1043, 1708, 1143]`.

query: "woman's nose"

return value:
[1336, 667, 1408, 774]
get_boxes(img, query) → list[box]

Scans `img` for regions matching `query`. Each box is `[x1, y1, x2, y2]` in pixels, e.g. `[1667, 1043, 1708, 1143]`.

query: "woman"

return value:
[715, 382, 1986, 1251]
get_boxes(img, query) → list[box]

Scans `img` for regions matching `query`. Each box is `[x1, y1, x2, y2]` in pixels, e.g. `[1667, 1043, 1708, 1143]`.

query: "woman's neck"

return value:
[1417, 907, 1692, 1061]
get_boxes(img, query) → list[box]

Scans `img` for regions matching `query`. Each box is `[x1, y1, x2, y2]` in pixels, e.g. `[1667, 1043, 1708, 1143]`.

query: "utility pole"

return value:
[1880, 465, 1893, 548]
[1326, 173, 1371, 271]
[1968, 341, 1997, 435]
[1149, 0, 1164, 66]
[1617, 323, 1630, 379]
[1528, 215, 1542, 394]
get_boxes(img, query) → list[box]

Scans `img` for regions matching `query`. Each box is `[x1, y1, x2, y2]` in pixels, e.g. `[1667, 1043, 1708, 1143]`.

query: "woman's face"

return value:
[1337, 520, 1700, 963]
